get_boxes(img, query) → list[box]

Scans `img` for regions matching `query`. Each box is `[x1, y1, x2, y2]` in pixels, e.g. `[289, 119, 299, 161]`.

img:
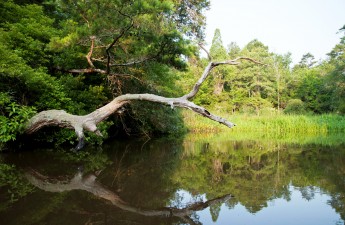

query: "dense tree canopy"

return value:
[0, 0, 344, 148]
[0, 0, 210, 146]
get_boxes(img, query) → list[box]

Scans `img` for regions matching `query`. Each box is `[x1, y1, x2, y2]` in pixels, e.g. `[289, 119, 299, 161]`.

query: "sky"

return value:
[204, 0, 345, 65]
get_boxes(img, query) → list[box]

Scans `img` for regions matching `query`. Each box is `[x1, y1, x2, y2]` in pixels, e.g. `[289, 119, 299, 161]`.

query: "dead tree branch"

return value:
[25, 57, 263, 150]
[109, 57, 151, 67]
[86, 36, 96, 68]
[183, 57, 265, 100]
[198, 43, 211, 61]
[67, 68, 107, 74]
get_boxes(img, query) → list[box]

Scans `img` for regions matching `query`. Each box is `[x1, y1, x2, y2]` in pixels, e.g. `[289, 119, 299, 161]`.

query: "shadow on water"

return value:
[0, 132, 345, 224]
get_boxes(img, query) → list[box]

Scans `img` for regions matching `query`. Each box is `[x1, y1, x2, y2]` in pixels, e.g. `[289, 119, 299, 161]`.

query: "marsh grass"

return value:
[183, 110, 345, 134]
[183, 130, 345, 147]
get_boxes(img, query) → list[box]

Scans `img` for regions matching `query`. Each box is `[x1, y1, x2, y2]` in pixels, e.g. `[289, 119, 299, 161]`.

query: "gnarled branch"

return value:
[25, 57, 263, 150]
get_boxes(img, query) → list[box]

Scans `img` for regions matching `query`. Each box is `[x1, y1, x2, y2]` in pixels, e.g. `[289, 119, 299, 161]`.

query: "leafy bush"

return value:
[0, 93, 36, 145]
[284, 99, 306, 115]
[0, 163, 34, 209]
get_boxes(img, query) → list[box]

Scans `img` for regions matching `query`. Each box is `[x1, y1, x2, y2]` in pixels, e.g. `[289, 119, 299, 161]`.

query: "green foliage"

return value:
[85, 120, 114, 145]
[284, 99, 306, 115]
[183, 110, 345, 134]
[185, 36, 282, 115]
[298, 52, 317, 68]
[0, 93, 36, 144]
[183, 25, 345, 117]
[291, 65, 332, 113]
[326, 27, 345, 114]
[0, 2, 71, 112]
[57, 74, 109, 114]
[0, 0, 210, 147]
[49, 0, 205, 70]
[1, 0, 343, 148]
[210, 29, 228, 60]
[0, 1, 57, 68]
[111, 62, 188, 137]
[0, 3, 73, 147]
[54, 148, 112, 173]
[128, 102, 187, 136]
[0, 163, 34, 209]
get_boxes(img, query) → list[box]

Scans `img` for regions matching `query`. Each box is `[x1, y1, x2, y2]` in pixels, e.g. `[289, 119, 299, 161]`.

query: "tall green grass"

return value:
[183, 130, 345, 146]
[182, 110, 345, 134]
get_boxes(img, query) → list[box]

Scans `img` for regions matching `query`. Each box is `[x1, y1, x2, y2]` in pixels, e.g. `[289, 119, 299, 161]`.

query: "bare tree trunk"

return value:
[25, 57, 264, 149]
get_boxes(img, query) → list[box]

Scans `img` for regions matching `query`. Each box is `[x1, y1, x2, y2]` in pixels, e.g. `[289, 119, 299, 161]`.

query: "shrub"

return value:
[0, 93, 36, 145]
[284, 99, 306, 115]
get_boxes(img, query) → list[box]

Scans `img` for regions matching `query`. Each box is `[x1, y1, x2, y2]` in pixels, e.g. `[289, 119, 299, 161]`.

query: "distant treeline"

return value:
[180, 28, 345, 116]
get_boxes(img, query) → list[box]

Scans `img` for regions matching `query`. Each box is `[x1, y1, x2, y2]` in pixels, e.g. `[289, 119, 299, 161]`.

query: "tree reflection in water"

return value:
[1, 136, 345, 224]
[177, 136, 345, 221]
[25, 168, 232, 225]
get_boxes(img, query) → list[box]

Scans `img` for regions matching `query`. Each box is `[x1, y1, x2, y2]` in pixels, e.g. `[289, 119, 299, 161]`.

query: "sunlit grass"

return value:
[182, 110, 345, 134]
[183, 130, 345, 147]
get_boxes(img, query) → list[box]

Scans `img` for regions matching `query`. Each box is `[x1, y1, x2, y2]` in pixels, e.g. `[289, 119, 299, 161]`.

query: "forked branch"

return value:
[183, 57, 265, 100]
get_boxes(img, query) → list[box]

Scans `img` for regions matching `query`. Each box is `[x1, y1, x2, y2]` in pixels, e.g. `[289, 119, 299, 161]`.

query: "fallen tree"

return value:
[25, 57, 263, 150]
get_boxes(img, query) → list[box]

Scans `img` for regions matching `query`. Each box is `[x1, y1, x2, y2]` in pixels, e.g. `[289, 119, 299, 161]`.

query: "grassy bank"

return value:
[183, 110, 345, 134]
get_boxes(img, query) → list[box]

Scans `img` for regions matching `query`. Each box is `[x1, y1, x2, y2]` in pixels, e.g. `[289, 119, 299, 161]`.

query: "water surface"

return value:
[0, 133, 344, 224]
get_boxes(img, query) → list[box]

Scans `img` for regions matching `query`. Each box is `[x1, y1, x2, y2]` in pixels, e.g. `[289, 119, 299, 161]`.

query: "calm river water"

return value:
[0, 132, 344, 225]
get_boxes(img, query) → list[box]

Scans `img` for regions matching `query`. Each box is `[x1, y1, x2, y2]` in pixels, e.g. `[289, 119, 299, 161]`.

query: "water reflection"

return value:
[0, 135, 344, 224]
[25, 168, 232, 225]
[208, 185, 343, 225]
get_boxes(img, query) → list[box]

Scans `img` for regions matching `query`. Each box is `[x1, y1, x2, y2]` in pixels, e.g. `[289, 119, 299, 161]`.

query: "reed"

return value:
[182, 110, 345, 134]
[183, 130, 345, 147]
